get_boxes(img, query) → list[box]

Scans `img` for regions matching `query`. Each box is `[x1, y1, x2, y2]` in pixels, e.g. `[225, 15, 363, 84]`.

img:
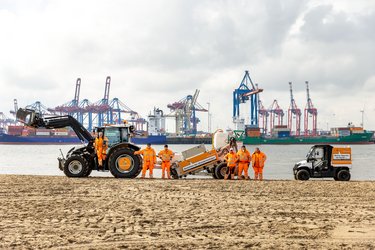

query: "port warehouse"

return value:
[0, 71, 373, 142]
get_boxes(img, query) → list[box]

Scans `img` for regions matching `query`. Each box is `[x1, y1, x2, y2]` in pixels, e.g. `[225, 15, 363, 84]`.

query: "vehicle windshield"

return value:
[104, 128, 121, 146]
[306, 147, 315, 158]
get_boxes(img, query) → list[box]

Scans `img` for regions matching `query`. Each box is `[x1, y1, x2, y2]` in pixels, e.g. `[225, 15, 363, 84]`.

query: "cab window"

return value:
[104, 128, 121, 145]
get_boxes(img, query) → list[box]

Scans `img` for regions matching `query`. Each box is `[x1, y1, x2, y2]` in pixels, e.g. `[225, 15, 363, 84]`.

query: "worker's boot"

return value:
[231, 174, 234, 180]
[224, 174, 228, 180]
[150, 174, 153, 179]
[259, 174, 263, 181]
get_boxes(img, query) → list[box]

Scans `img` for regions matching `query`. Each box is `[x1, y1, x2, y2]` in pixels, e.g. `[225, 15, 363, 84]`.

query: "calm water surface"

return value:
[0, 144, 374, 180]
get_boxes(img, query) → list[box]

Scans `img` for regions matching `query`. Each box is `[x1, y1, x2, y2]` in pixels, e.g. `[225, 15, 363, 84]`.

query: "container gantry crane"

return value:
[167, 89, 207, 135]
[233, 70, 263, 128]
[258, 99, 269, 134]
[288, 82, 301, 136]
[269, 99, 284, 133]
[52, 78, 83, 123]
[304, 81, 318, 136]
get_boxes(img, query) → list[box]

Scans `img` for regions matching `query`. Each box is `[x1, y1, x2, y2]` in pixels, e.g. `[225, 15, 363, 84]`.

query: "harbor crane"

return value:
[167, 89, 207, 135]
[269, 99, 284, 132]
[258, 99, 269, 134]
[233, 70, 263, 129]
[52, 78, 83, 123]
[304, 81, 318, 136]
[288, 82, 301, 136]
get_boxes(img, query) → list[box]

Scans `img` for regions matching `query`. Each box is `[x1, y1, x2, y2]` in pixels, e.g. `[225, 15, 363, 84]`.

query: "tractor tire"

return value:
[215, 162, 227, 179]
[108, 148, 141, 178]
[63, 155, 89, 178]
[83, 167, 92, 177]
[336, 169, 351, 181]
[296, 169, 310, 181]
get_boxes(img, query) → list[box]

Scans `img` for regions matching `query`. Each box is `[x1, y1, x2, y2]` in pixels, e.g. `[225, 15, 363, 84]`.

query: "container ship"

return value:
[0, 124, 373, 145]
[0, 125, 212, 145]
[239, 125, 374, 145]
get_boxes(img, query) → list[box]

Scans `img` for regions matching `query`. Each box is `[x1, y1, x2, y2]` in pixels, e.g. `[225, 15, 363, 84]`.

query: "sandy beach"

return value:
[1, 175, 375, 249]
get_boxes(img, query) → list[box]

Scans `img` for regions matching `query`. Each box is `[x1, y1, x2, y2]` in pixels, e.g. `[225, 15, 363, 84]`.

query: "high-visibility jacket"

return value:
[237, 150, 251, 163]
[135, 148, 157, 163]
[158, 149, 174, 162]
[95, 136, 109, 154]
[224, 152, 238, 167]
[252, 151, 267, 168]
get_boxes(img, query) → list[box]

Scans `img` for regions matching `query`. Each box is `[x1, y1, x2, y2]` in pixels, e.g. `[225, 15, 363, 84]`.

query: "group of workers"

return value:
[224, 146, 267, 181]
[133, 143, 266, 181]
[134, 144, 174, 179]
[93, 130, 266, 180]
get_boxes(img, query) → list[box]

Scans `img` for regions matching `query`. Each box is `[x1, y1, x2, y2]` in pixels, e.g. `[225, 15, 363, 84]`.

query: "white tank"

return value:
[213, 130, 228, 150]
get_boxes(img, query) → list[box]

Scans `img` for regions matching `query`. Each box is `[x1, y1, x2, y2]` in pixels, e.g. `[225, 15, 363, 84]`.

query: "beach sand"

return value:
[1, 175, 375, 249]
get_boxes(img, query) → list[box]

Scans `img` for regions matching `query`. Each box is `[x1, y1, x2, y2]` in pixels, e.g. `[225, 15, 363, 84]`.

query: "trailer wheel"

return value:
[170, 163, 179, 179]
[212, 169, 219, 179]
[337, 169, 351, 181]
[296, 169, 310, 181]
[108, 148, 141, 178]
[215, 162, 227, 179]
[63, 155, 89, 178]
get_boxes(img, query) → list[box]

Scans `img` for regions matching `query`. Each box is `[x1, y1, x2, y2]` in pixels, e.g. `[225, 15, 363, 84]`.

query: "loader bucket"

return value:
[16, 108, 38, 127]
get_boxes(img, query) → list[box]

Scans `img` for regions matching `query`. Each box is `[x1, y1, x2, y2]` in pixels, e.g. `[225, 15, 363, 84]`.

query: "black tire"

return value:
[336, 169, 351, 181]
[212, 167, 219, 179]
[63, 155, 89, 178]
[170, 163, 179, 179]
[296, 169, 310, 181]
[215, 162, 227, 179]
[108, 147, 141, 178]
[83, 167, 92, 177]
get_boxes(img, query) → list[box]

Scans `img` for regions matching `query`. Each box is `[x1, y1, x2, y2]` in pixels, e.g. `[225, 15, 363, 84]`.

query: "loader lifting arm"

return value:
[16, 108, 94, 143]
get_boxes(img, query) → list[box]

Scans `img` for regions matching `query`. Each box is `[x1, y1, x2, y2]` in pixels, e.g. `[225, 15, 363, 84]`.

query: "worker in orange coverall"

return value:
[94, 131, 109, 170]
[237, 145, 252, 180]
[135, 143, 157, 179]
[224, 148, 238, 180]
[252, 147, 267, 181]
[158, 144, 175, 179]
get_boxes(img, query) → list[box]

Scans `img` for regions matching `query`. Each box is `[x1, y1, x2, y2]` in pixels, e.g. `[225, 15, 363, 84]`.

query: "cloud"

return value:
[0, 0, 374, 131]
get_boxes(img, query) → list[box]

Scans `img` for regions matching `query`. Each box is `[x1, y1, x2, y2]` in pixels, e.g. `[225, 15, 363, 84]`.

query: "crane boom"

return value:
[74, 78, 81, 105]
[103, 76, 111, 102]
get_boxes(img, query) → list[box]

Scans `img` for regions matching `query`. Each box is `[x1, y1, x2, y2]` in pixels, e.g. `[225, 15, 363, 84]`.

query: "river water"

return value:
[0, 144, 374, 180]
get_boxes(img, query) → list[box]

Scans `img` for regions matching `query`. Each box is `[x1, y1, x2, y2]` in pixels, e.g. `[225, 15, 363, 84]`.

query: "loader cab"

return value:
[94, 125, 134, 146]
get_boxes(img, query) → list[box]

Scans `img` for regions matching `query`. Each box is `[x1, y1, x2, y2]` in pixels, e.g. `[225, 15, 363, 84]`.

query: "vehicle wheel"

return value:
[337, 169, 351, 181]
[171, 164, 179, 179]
[63, 155, 89, 178]
[215, 162, 227, 179]
[108, 147, 141, 178]
[296, 169, 310, 181]
[83, 167, 92, 177]
[212, 168, 219, 179]
[294, 174, 297, 180]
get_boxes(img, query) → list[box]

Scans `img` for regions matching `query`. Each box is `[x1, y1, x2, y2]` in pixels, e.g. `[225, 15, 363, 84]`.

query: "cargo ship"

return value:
[0, 124, 373, 145]
[0, 126, 81, 144]
[0, 125, 210, 145]
[239, 125, 374, 145]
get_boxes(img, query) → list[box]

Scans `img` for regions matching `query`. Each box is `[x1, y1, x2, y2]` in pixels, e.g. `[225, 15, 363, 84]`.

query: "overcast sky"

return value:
[1, 0, 375, 132]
